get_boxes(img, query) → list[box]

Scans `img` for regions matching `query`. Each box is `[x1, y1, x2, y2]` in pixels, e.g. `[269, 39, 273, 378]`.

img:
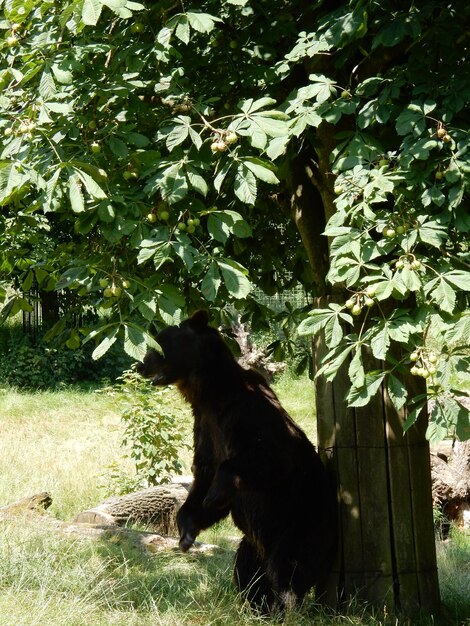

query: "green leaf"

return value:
[217, 259, 251, 298]
[370, 322, 390, 360]
[207, 210, 251, 243]
[431, 277, 457, 313]
[165, 117, 191, 151]
[421, 186, 446, 208]
[160, 167, 189, 203]
[92, 327, 118, 360]
[304, 73, 337, 103]
[387, 374, 407, 412]
[82, 0, 103, 25]
[348, 349, 365, 387]
[455, 401, 470, 441]
[316, 343, 355, 382]
[234, 165, 257, 205]
[124, 325, 148, 361]
[39, 66, 57, 100]
[201, 261, 221, 302]
[136, 295, 157, 321]
[0, 298, 21, 324]
[243, 158, 279, 184]
[75, 169, 107, 199]
[426, 403, 449, 444]
[399, 267, 422, 292]
[68, 173, 85, 213]
[347, 371, 385, 408]
[396, 101, 436, 137]
[298, 308, 333, 336]
[241, 97, 276, 114]
[172, 240, 195, 270]
[186, 12, 222, 33]
[175, 15, 190, 44]
[108, 136, 129, 158]
[157, 284, 184, 325]
[445, 271, 470, 291]
[403, 399, 427, 434]
[417, 220, 448, 247]
[185, 165, 208, 196]
[4, 0, 34, 23]
[443, 312, 470, 344]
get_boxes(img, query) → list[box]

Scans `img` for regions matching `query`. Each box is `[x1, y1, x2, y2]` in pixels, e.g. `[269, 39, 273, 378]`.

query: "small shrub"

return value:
[102, 369, 188, 495]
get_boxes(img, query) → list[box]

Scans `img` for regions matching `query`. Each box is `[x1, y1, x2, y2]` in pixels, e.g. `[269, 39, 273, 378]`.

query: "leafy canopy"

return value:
[0, 0, 469, 441]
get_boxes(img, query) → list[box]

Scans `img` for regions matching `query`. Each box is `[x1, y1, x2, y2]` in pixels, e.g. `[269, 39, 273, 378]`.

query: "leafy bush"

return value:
[0, 327, 132, 389]
[102, 369, 188, 494]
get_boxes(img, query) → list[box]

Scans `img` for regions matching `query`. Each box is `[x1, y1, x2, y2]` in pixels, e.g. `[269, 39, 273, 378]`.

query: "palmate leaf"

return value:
[430, 277, 457, 313]
[395, 100, 436, 137]
[185, 165, 208, 196]
[124, 325, 148, 361]
[39, 66, 57, 100]
[298, 304, 351, 347]
[157, 284, 185, 325]
[186, 12, 222, 33]
[426, 403, 449, 444]
[369, 321, 390, 360]
[304, 73, 337, 103]
[347, 371, 385, 408]
[201, 261, 221, 302]
[234, 165, 257, 204]
[316, 341, 356, 382]
[92, 327, 119, 360]
[298, 307, 337, 336]
[243, 158, 279, 184]
[165, 116, 191, 151]
[387, 374, 408, 411]
[68, 172, 85, 213]
[82, 0, 103, 25]
[217, 259, 251, 299]
[207, 210, 251, 244]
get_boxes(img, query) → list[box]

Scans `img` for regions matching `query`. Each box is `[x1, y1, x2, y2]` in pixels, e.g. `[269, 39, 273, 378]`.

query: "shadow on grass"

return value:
[90, 528, 470, 626]
[91, 529, 244, 619]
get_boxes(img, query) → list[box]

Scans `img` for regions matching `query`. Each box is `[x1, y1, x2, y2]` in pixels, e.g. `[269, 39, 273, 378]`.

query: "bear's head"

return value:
[137, 310, 232, 386]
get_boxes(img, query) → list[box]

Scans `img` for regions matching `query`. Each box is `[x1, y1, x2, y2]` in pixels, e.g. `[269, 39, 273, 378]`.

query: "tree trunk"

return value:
[73, 483, 189, 535]
[286, 135, 441, 614]
[313, 297, 440, 614]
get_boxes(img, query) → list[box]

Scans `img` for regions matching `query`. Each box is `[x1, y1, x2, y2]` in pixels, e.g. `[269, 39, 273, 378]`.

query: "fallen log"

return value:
[0, 487, 220, 555]
[72, 482, 190, 535]
[0, 492, 52, 520]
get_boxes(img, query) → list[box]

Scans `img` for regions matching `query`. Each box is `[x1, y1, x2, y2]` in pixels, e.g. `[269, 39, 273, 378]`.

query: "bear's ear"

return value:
[188, 310, 209, 331]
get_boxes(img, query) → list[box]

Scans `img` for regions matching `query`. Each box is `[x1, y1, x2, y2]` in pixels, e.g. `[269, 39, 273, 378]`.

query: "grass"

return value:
[0, 373, 469, 625]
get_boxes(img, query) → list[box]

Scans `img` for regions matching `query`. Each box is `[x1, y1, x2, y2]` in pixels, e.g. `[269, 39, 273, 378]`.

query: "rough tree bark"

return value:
[431, 440, 470, 529]
[73, 483, 190, 534]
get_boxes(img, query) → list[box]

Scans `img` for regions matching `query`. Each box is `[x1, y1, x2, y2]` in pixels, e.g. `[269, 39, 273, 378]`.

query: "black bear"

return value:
[137, 310, 336, 613]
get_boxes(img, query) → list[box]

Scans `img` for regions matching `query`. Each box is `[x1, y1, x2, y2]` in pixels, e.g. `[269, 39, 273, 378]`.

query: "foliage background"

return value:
[0, 0, 469, 441]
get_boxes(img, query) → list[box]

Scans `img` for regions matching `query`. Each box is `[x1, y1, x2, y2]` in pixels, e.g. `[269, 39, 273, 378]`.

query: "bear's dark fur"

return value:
[138, 310, 336, 612]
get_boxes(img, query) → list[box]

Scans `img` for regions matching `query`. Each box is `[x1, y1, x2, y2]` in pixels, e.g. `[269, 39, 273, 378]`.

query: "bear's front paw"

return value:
[179, 530, 196, 552]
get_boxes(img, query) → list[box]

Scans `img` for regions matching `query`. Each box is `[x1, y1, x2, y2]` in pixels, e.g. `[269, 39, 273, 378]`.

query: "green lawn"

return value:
[0, 375, 469, 626]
